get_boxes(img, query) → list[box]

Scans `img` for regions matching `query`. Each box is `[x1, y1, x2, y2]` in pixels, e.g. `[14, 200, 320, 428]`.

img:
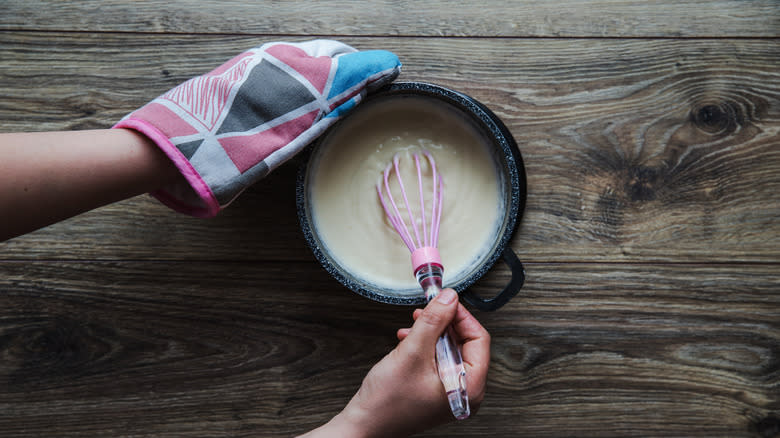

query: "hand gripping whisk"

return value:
[376, 151, 470, 420]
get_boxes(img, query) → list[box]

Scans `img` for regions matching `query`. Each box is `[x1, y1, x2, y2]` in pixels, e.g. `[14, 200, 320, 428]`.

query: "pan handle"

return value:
[460, 247, 525, 311]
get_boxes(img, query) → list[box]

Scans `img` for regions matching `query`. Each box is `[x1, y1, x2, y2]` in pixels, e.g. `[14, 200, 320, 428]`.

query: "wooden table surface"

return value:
[1, 1, 779, 437]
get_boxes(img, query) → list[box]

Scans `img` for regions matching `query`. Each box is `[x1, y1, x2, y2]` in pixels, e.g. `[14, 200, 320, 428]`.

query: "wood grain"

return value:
[1, 0, 778, 37]
[2, 1, 779, 436]
[1, 33, 778, 263]
[0, 261, 776, 437]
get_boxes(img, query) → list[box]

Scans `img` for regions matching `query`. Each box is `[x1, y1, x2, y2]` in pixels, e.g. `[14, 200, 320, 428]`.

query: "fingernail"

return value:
[437, 288, 457, 304]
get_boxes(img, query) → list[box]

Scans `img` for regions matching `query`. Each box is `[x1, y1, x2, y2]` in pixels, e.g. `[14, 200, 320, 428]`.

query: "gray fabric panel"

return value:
[213, 159, 271, 205]
[216, 59, 316, 135]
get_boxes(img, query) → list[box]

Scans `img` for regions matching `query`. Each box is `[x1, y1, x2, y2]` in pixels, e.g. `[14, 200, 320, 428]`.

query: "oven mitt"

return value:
[114, 40, 401, 217]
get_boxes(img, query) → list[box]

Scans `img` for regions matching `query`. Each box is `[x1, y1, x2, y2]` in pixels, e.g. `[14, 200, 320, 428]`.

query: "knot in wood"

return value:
[625, 165, 660, 202]
[6, 317, 111, 388]
[691, 102, 738, 135]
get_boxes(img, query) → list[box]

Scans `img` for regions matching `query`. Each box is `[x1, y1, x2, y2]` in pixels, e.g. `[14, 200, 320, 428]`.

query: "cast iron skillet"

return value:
[296, 82, 526, 311]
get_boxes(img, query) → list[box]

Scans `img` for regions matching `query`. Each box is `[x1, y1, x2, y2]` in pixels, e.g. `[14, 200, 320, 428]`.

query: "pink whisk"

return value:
[376, 151, 470, 420]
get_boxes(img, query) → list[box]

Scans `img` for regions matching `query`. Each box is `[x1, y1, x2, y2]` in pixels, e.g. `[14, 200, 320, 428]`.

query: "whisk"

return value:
[376, 150, 470, 420]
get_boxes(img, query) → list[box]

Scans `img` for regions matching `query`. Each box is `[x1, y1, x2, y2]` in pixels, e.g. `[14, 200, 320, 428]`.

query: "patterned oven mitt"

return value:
[114, 40, 401, 217]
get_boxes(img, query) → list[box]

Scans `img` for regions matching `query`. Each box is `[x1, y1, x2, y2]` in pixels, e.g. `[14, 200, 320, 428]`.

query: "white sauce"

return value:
[308, 95, 503, 293]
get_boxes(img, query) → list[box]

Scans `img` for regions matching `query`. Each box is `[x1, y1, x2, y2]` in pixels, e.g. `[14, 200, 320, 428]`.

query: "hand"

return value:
[114, 40, 401, 217]
[303, 288, 491, 438]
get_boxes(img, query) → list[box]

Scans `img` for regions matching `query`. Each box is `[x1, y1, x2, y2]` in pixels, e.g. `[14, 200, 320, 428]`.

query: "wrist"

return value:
[328, 409, 371, 438]
[298, 407, 370, 438]
[111, 127, 181, 191]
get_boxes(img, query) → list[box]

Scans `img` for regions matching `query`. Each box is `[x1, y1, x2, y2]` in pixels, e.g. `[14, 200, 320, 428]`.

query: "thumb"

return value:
[403, 288, 460, 351]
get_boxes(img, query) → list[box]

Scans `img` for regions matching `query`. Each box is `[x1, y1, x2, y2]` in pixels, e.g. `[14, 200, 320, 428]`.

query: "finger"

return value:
[403, 288, 459, 351]
[451, 303, 491, 383]
[452, 303, 490, 343]
[396, 309, 423, 341]
[451, 303, 491, 407]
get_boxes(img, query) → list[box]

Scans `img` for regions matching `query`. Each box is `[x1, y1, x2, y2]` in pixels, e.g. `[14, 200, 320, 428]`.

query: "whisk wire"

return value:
[377, 151, 444, 253]
[395, 156, 424, 249]
[379, 165, 415, 252]
[425, 151, 443, 247]
[415, 154, 428, 248]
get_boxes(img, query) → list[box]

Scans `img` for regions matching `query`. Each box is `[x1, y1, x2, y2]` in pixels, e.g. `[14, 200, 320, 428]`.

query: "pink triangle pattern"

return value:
[265, 44, 332, 94]
[219, 109, 319, 173]
[131, 102, 199, 138]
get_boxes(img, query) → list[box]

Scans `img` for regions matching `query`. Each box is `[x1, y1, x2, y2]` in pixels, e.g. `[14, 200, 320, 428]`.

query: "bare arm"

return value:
[0, 129, 492, 437]
[0, 129, 180, 241]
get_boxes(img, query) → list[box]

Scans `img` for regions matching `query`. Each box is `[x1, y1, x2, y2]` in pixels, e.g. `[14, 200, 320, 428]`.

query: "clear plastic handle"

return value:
[417, 264, 470, 420]
[435, 327, 470, 419]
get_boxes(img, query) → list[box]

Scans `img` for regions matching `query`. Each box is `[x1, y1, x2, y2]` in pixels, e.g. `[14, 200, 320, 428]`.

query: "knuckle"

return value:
[420, 308, 447, 328]
[399, 343, 427, 365]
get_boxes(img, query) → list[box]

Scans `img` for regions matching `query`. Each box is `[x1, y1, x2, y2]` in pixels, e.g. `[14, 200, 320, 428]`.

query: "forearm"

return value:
[0, 129, 179, 241]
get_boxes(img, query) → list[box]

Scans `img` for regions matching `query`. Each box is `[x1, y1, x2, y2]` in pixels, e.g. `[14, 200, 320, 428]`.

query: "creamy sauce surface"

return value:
[309, 95, 503, 293]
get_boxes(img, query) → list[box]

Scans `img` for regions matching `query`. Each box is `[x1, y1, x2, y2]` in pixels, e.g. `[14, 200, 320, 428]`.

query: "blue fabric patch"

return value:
[328, 50, 400, 99]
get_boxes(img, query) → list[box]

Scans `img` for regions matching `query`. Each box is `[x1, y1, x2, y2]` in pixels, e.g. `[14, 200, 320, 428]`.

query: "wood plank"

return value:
[1, 34, 779, 263]
[0, 0, 778, 37]
[0, 261, 776, 437]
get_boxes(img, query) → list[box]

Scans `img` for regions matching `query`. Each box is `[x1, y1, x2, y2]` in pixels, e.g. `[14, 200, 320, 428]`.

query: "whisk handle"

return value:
[418, 264, 471, 420]
[435, 327, 471, 420]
